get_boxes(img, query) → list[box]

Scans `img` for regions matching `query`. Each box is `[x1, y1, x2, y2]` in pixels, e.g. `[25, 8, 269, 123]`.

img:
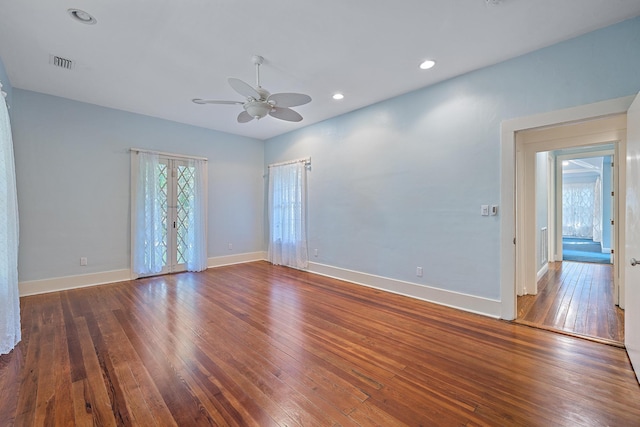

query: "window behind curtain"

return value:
[268, 161, 308, 269]
[562, 178, 602, 241]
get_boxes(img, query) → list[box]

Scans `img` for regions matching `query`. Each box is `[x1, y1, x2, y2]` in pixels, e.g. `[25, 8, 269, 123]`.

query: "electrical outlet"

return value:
[314, 248, 319, 257]
[80, 257, 87, 266]
[481, 205, 489, 216]
[228, 243, 233, 251]
[416, 266, 423, 277]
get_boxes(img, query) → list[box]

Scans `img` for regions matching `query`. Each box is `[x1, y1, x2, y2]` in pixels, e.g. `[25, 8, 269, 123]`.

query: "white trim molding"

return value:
[19, 269, 131, 297]
[18, 254, 501, 318]
[19, 251, 268, 297]
[207, 251, 267, 268]
[537, 263, 549, 283]
[500, 94, 635, 320]
[308, 262, 501, 318]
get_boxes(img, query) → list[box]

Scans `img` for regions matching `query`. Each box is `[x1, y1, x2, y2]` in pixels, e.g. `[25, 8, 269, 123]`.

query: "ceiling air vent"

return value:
[49, 55, 74, 70]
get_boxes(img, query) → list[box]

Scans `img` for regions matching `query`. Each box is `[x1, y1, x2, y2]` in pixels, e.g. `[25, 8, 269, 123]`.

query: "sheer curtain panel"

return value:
[131, 150, 208, 277]
[132, 152, 165, 275]
[268, 160, 308, 269]
[562, 180, 599, 239]
[593, 176, 602, 243]
[185, 158, 208, 272]
[0, 81, 20, 355]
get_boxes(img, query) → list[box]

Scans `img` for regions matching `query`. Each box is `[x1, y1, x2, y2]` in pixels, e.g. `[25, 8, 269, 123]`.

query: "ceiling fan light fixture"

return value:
[245, 101, 272, 119]
[419, 59, 436, 70]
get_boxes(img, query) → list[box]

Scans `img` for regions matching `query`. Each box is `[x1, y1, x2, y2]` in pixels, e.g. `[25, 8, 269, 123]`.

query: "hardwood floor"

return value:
[1, 261, 639, 426]
[517, 261, 624, 345]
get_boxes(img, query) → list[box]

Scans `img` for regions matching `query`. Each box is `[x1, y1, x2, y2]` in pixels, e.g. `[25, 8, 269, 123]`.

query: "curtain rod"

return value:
[268, 157, 311, 168]
[130, 148, 207, 162]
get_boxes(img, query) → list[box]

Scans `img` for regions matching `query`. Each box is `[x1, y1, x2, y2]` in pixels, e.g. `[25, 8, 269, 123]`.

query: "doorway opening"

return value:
[560, 153, 613, 264]
[512, 115, 627, 345]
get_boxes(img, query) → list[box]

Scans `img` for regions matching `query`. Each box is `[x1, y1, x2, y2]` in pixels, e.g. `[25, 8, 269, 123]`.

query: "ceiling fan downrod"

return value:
[252, 55, 264, 88]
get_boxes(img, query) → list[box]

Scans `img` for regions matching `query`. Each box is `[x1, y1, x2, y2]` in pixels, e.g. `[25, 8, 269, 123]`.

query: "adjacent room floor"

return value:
[562, 237, 612, 264]
[1, 261, 638, 425]
[516, 261, 624, 345]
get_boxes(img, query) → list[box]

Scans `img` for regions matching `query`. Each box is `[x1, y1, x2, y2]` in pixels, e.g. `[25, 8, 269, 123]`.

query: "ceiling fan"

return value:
[192, 55, 311, 123]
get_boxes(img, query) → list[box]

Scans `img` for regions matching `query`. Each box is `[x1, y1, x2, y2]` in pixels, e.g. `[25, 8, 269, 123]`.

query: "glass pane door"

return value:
[151, 158, 198, 274]
[171, 160, 196, 272]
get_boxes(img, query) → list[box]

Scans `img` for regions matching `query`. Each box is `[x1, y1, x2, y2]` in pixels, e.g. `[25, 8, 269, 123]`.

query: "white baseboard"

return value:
[19, 254, 501, 319]
[19, 251, 268, 297]
[537, 263, 549, 282]
[19, 269, 131, 297]
[307, 262, 501, 318]
[207, 251, 267, 268]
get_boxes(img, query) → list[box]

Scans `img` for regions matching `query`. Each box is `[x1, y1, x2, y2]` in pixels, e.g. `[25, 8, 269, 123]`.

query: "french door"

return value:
[131, 150, 207, 278]
[157, 158, 197, 274]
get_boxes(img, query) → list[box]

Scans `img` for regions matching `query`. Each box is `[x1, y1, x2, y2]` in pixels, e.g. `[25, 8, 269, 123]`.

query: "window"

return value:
[268, 160, 308, 269]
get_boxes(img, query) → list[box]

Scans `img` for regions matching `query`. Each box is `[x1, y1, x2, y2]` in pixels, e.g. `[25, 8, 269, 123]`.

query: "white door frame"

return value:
[500, 95, 635, 320]
[518, 118, 624, 297]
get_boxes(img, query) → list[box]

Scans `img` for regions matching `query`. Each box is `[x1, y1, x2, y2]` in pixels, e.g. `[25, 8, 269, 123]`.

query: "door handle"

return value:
[632, 258, 639, 266]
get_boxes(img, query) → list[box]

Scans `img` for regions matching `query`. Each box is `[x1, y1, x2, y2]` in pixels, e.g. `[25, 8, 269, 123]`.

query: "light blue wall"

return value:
[12, 89, 264, 281]
[265, 17, 640, 301]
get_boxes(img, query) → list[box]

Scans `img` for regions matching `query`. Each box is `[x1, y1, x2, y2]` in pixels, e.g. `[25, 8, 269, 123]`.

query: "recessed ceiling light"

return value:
[68, 9, 97, 25]
[332, 93, 344, 100]
[419, 59, 436, 70]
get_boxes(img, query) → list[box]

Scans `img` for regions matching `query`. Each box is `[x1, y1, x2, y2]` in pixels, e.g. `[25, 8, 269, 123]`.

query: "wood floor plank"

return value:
[72, 316, 117, 427]
[2, 261, 639, 425]
[99, 308, 175, 426]
[517, 261, 624, 344]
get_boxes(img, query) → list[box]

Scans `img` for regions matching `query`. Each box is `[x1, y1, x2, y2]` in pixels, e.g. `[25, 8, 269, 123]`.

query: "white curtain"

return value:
[0, 81, 20, 355]
[185, 158, 207, 272]
[562, 179, 601, 240]
[132, 152, 165, 275]
[592, 176, 602, 243]
[268, 161, 308, 269]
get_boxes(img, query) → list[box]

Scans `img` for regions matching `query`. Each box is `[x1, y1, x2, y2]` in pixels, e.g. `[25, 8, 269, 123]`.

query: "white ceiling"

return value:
[563, 157, 604, 175]
[1, 0, 639, 140]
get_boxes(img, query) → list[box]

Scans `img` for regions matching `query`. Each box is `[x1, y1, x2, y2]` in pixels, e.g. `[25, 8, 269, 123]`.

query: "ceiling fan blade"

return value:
[192, 98, 243, 105]
[269, 107, 303, 122]
[228, 78, 260, 99]
[267, 93, 312, 108]
[237, 111, 254, 123]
